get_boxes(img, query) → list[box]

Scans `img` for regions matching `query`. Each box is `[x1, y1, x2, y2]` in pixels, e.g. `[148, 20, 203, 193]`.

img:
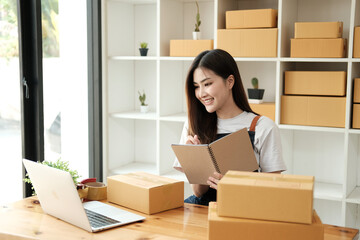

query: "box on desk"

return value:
[354, 78, 360, 103]
[107, 172, 184, 214]
[217, 28, 277, 57]
[281, 95, 346, 128]
[294, 22, 343, 39]
[226, 9, 277, 29]
[208, 202, 324, 240]
[290, 38, 345, 58]
[217, 171, 314, 224]
[284, 71, 346, 96]
[249, 102, 275, 122]
[170, 40, 213, 57]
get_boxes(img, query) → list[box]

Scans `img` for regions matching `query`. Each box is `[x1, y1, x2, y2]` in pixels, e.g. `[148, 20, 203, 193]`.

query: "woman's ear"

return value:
[227, 75, 235, 89]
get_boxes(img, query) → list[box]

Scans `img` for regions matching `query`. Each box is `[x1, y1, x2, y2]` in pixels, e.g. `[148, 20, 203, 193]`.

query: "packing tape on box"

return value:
[77, 182, 107, 201]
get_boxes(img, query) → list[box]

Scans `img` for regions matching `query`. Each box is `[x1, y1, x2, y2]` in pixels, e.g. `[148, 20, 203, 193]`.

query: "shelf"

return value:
[159, 56, 195, 61]
[110, 111, 157, 120]
[278, 124, 346, 133]
[109, 56, 158, 61]
[233, 57, 278, 62]
[280, 57, 349, 63]
[160, 113, 187, 122]
[349, 129, 360, 134]
[346, 187, 360, 204]
[109, 162, 157, 176]
[314, 182, 343, 201]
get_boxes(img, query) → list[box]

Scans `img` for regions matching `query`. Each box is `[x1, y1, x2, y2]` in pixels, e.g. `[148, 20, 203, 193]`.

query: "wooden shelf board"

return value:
[110, 111, 157, 120]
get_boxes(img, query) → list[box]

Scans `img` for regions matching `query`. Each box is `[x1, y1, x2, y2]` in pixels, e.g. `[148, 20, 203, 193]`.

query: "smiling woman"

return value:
[173, 49, 286, 206]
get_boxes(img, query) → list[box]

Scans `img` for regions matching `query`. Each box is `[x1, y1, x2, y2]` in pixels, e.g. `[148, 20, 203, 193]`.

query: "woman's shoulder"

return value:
[256, 115, 279, 136]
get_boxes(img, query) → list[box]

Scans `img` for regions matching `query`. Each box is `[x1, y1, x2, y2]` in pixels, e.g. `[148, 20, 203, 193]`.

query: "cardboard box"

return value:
[284, 71, 346, 96]
[217, 29, 277, 57]
[281, 95, 346, 128]
[107, 172, 184, 214]
[353, 27, 360, 58]
[170, 40, 213, 57]
[354, 78, 360, 103]
[208, 202, 324, 240]
[353, 104, 360, 129]
[295, 22, 343, 39]
[226, 9, 277, 29]
[217, 171, 314, 224]
[290, 38, 345, 58]
[249, 102, 275, 121]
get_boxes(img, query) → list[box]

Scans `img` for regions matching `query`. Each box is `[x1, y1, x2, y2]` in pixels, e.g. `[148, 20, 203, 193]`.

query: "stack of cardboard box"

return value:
[281, 71, 347, 128]
[170, 39, 214, 57]
[208, 171, 324, 240]
[217, 9, 278, 57]
[291, 22, 346, 58]
[353, 78, 360, 128]
[353, 26, 360, 57]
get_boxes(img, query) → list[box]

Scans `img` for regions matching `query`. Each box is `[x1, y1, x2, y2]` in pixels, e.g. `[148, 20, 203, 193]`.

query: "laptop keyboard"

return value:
[85, 208, 121, 229]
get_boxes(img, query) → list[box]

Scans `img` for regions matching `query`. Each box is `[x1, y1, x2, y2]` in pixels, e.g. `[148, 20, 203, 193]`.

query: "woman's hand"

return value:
[207, 172, 223, 190]
[186, 135, 201, 145]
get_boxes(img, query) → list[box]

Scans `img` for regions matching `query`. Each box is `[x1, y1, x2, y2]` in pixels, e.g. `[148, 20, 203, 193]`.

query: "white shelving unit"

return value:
[102, 0, 360, 229]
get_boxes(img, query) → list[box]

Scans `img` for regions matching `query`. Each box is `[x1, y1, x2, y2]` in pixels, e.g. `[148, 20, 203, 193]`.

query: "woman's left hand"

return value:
[207, 172, 223, 190]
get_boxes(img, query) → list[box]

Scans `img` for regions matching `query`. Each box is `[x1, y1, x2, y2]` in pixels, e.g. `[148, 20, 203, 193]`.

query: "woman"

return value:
[173, 49, 286, 206]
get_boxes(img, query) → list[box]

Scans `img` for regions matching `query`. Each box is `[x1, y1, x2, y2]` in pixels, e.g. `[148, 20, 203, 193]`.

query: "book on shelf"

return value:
[171, 128, 258, 185]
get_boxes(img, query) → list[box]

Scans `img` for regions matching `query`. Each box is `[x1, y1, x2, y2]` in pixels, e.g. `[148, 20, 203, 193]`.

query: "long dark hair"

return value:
[186, 49, 255, 144]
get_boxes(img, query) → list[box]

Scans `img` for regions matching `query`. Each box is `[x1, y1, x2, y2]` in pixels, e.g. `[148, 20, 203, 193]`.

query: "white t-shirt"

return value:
[173, 111, 286, 173]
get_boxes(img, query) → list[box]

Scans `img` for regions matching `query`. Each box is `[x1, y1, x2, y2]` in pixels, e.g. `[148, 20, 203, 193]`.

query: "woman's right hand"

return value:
[186, 135, 201, 145]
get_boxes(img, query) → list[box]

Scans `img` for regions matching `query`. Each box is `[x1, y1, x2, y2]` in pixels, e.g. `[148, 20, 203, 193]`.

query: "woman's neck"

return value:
[216, 101, 243, 119]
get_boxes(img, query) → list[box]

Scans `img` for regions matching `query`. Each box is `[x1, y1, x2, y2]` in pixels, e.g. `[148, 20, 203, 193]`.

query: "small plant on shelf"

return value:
[193, 1, 201, 40]
[139, 42, 148, 56]
[247, 77, 265, 103]
[138, 90, 149, 113]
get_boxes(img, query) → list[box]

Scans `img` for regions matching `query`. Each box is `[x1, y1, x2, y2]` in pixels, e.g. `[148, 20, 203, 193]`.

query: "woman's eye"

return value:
[205, 82, 212, 86]
[194, 85, 199, 89]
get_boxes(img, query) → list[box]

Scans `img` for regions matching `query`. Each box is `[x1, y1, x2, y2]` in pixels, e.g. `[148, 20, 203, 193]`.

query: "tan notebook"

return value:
[171, 128, 259, 185]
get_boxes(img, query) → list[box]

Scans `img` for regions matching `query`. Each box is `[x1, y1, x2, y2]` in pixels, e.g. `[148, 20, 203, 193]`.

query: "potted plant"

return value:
[138, 90, 149, 113]
[247, 77, 265, 103]
[139, 42, 148, 56]
[24, 159, 81, 195]
[192, 1, 201, 40]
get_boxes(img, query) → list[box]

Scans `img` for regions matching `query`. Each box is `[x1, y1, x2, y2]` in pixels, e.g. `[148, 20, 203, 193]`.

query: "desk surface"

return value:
[0, 197, 358, 240]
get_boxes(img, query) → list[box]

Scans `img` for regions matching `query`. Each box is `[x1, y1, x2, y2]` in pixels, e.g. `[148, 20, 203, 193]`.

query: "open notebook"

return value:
[23, 159, 145, 232]
[171, 128, 258, 184]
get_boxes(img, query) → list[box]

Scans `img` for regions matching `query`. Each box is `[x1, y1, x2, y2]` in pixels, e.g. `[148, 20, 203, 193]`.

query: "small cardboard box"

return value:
[217, 28, 277, 57]
[353, 104, 360, 129]
[284, 71, 346, 96]
[290, 38, 345, 58]
[208, 202, 324, 240]
[107, 172, 184, 214]
[170, 39, 213, 57]
[281, 95, 346, 128]
[354, 27, 360, 58]
[354, 78, 360, 103]
[295, 22, 343, 39]
[249, 102, 275, 122]
[217, 171, 314, 224]
[226, 9, 277, 29]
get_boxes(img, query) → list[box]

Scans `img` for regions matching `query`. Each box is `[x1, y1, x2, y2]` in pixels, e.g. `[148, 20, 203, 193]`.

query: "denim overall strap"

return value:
[184, 115, 262, 206]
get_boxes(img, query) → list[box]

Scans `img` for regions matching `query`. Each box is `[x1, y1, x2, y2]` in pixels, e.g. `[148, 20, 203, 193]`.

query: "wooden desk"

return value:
[0, 197, 358, 240]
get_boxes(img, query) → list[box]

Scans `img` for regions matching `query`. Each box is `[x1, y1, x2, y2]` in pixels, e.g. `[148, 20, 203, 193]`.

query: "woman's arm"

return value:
[191, 184, 210, 197]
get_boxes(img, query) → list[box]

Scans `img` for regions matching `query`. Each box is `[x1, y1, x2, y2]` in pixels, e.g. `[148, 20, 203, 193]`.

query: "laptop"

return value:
[23, 159, 145, 232]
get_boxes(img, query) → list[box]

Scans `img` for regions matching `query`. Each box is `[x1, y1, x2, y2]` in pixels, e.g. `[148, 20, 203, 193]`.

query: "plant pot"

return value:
[139, 48, 148, 56]
[140, 105, 149, 113]
[192, 31, 201, 40]
[247, 89, 265, 100]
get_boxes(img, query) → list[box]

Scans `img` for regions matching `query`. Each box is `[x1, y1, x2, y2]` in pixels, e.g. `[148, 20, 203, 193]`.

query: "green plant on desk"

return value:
[24, 158, 81, 195]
